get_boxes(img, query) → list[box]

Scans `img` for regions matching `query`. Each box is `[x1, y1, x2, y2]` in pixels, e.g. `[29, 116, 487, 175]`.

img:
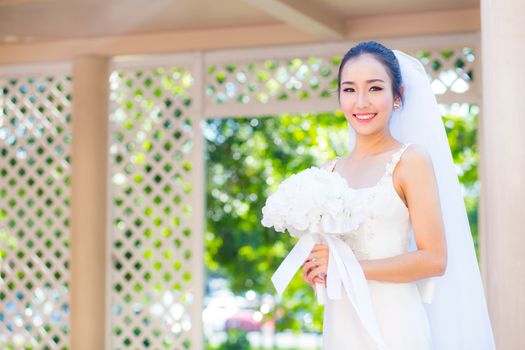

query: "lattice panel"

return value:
[415, 47, 475, 96]
[109, 65, 200, 349]
[206, 56, 341, 105]
[0, 75, 72, 349]
[205, 46, 478, 114]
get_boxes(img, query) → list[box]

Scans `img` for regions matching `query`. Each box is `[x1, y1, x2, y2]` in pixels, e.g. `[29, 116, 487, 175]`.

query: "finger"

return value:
[307, 271, 324, 285]
[302, 266, 316, 290]
[308, 250, 329, 261]
[302, 265, 313, 283]
[310, 254, 328, 263]
[312, 275, 325, 284]
[307, 266, 328, 283]
[312, 244, 328, 252]
[303, 261, 317, 273]
[306, 274, 316, 291]
[318, 277, 327, 287]
[307, 268, 326, 283]
[304, 256, 329, 276]
[305, 256, 327, 268]
[308, 274, 325, 286]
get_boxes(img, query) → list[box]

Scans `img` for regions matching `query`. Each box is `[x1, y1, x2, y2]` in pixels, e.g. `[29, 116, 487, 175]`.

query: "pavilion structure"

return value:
[0, 0, 522, 349]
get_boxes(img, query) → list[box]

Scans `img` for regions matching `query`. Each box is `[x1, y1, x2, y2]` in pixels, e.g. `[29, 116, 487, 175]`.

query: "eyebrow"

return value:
[341, 79, 385, 85]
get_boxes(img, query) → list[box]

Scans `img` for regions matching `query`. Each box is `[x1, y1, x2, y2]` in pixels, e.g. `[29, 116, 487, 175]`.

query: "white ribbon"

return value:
[272, 232, 389, 350]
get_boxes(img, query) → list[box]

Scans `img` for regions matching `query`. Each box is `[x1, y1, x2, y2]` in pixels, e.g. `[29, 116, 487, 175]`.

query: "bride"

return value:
[301, 42, 496, 349]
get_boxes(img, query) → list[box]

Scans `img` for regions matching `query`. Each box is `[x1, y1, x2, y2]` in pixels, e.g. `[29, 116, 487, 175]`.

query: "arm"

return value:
[360, 145, 447, 282]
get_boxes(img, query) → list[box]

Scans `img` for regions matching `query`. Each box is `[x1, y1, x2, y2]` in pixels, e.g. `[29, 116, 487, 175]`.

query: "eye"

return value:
[342, 87, 355, 92]
[370, 86, 383, 91]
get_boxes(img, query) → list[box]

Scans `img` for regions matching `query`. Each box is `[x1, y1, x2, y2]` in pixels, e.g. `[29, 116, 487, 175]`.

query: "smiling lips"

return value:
[353, 113, 377, 122]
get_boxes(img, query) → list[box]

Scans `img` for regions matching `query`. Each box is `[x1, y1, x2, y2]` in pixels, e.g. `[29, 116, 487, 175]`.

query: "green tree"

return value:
[442, 104, 480, 255]
[205, 111, 348, 332]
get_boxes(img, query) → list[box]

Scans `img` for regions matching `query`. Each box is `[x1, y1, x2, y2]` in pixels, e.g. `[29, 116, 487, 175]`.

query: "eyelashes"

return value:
[342, 86, 384, 93]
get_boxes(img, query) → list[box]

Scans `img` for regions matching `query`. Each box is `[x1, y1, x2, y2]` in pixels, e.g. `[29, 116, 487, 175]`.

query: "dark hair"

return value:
[337, 41, 403, 101]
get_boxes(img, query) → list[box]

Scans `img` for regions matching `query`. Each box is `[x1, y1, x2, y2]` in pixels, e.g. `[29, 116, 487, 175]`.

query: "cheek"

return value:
[339, 94, 354, 110]
[339, 98, 354, 120]
[371, 94, 393, 112]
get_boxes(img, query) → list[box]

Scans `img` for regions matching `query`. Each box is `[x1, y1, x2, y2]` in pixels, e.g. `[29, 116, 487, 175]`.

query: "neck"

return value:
[352, 131, 400, 159]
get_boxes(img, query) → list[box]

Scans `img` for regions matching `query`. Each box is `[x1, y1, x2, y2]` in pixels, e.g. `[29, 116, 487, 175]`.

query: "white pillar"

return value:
[480, 0, 525, 348]
[71, 56, 109, 350]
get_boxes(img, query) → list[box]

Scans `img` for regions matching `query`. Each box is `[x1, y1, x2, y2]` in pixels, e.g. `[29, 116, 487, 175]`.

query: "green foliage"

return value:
[0, 220, 17, 289]
[205, 105, 479, 332]
[216, 330, 251, 350]
[442, 104, 480, 256]
[0, 227, 17, 261]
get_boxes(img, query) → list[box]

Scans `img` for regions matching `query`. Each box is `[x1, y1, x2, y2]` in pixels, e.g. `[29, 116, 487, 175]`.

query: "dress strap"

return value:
[324, 157, 340, 172]
[384, 143, 412, 177]
[325, 144, 410, 179]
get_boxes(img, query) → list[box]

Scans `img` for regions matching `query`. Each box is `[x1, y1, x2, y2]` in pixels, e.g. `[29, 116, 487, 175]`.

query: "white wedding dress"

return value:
[322, 143, 434, 350]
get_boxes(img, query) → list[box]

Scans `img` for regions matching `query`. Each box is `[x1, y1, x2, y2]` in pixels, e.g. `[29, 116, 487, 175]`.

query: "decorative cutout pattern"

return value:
[205, 47, 477, 109]
[206, 56, 342, 105]
[0, 75, 72, 349]
[416, 48, 475, 95]
[109, 66, 197, 349]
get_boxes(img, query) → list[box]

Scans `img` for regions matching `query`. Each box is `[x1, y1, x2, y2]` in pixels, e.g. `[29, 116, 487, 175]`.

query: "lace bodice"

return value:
[325, 144, 412, 260]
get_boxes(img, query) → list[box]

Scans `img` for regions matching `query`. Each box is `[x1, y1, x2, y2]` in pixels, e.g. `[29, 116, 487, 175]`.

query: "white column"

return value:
[71, 56, 109, 350]
[480, 0, 525, 348]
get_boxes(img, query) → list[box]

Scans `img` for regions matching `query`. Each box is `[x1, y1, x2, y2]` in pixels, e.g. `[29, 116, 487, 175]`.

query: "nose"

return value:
[356, 91, 369, 108]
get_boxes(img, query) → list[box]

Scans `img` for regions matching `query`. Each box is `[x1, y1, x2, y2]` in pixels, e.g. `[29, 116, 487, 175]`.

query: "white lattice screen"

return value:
[108, 54, 204, 350]
[0, 70, 72, 349]
[417, 47, 477, 104]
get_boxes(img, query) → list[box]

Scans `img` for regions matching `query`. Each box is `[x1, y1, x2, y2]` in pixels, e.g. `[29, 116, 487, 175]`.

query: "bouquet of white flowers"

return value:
[261, 166, 365, 304]
[261, 167, 362, 237]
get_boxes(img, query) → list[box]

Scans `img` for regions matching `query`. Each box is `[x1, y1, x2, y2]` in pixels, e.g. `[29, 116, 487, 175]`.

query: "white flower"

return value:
[261, 166, 364, 238]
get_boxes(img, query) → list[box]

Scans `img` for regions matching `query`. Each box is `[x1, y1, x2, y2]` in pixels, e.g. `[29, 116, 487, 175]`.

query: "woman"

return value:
[301, 42, 495, 349]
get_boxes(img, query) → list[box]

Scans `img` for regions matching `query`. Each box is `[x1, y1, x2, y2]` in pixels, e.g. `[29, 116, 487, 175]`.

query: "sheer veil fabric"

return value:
[346, 51, 496, 349]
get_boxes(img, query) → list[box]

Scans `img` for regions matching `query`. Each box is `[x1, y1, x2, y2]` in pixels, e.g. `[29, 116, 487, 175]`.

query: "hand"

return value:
[301, 244, 329, 292]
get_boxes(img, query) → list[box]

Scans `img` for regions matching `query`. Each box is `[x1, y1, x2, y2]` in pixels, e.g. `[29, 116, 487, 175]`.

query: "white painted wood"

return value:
[71, 55, 109, 350]
[0, 70, 73, 349]
[204, 99, 340, 119]
[0, 61, 71, 77]
[243, 0, 345, 39]
[204, 33, 479, 63]
[108, 52, 204, 350]
[188, 51, 205, 350]
[112, 52, 202, 71]
[481, 0, 525, 347]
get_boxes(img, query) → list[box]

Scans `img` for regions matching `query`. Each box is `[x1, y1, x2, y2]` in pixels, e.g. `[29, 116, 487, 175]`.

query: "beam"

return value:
[0, 9, 481, 65]
[243, 0, 346, 40]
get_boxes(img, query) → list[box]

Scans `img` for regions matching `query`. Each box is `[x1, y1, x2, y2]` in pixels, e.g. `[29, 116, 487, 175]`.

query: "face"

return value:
[339, 54, 399, 136]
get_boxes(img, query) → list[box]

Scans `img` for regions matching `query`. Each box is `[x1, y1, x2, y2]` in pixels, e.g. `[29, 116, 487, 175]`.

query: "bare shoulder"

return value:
[398, 143, 436, 186]
[401, 144, 433, 167]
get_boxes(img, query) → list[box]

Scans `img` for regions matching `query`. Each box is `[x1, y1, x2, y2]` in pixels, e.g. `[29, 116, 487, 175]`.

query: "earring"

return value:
[393, 101, 401, 110]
